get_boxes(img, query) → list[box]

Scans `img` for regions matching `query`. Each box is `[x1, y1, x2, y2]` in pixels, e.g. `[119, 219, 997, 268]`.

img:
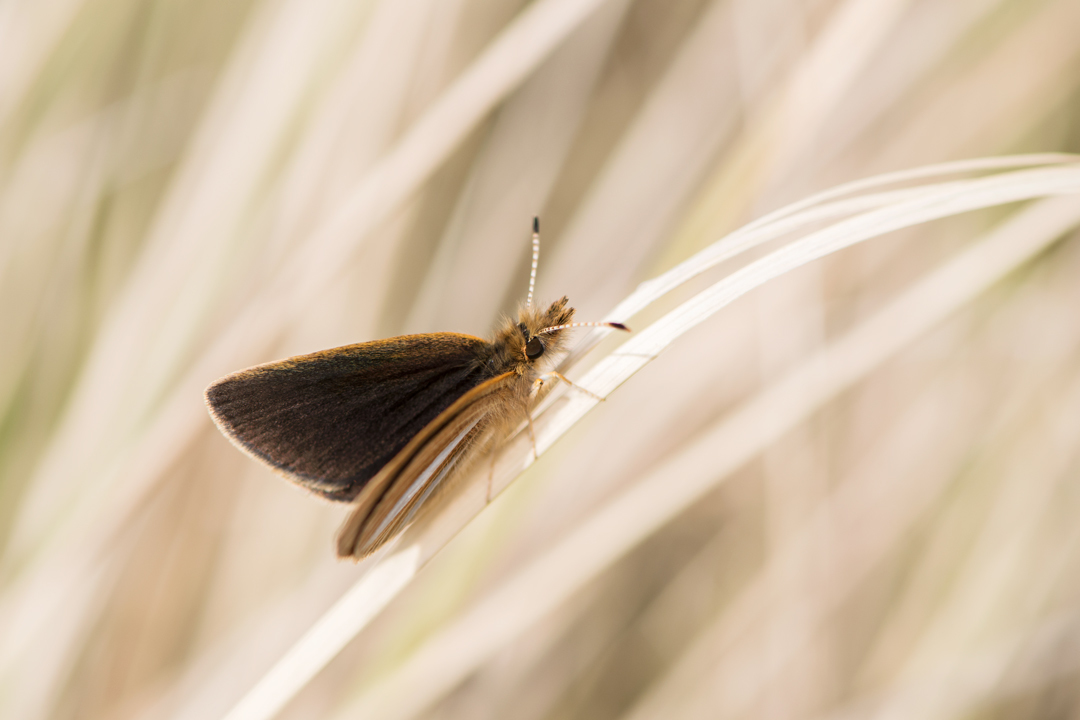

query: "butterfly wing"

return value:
[336, 372, 519, 559]
[204, 333, 491, 501]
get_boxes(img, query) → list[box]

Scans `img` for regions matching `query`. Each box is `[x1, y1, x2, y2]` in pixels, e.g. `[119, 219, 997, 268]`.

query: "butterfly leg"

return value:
[486, 443, 501, 503]
[525, 409, 538, 461]
[540, 370, 604, 401]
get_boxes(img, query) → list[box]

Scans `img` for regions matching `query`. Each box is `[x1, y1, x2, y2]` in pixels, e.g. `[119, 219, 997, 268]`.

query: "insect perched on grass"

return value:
[205, 218, 628, 559]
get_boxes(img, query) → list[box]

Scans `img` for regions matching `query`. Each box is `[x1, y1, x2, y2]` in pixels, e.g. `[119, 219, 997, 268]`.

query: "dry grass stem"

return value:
[228, 173, 1080, 720]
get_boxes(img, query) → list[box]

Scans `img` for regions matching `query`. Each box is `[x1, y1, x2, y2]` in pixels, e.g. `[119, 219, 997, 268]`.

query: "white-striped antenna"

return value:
[535, 321, 629, 337]
[526, 217, 540, 310]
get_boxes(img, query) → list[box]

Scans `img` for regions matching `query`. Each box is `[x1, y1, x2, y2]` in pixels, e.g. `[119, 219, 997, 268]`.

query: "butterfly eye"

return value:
[525, 337, 545, 360]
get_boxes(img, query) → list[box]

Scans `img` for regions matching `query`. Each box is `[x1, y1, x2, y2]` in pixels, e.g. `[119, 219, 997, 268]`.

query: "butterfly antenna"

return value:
[535, 321, 630, 337]
[526, 216, 540, 310]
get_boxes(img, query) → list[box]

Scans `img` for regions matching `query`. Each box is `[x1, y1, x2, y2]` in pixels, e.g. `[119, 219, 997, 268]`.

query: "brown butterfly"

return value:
[205, 218, 628, 560]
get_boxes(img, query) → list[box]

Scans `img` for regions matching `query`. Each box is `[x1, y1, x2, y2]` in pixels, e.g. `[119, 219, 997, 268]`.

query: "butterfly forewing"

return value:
[204, 333, 491, 501]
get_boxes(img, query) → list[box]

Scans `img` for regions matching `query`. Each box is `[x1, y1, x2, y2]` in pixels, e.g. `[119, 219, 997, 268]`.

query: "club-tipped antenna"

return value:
[535, 321, 630, 337]
[526, 216, 540, 310]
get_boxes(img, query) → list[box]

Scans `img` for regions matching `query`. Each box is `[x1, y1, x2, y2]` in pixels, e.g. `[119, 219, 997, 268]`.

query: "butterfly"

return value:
[205, 218, 627, 559]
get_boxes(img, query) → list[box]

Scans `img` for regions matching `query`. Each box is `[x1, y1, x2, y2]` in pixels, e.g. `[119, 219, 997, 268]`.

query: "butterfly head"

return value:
[516, 296, 575, 363]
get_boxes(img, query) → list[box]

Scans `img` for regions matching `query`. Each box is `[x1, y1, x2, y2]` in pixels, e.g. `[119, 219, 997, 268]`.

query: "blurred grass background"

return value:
[1, 0, 1079, 718]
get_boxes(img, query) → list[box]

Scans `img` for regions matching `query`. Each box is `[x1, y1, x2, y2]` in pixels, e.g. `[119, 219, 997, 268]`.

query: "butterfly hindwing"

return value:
[204, 333, 492, 501]
[335, 372, 519, 558]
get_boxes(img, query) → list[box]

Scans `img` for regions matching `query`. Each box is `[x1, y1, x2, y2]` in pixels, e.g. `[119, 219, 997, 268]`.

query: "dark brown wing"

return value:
[204, 333, 491, 501]
[336, 372, 518, 559]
